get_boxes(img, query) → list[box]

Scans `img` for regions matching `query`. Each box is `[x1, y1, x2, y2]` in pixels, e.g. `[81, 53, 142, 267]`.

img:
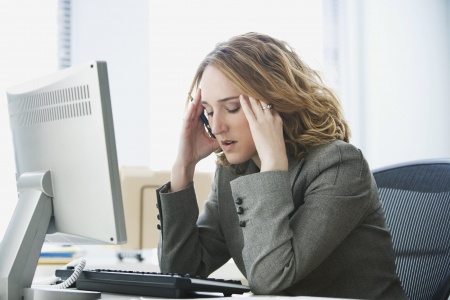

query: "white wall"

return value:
[71, 0, 150, 167]
[2, 0, 450, 239]
[365, 0, 450, 168]
[0, 0, 324, 239]
[0, 1, 58, 239]
[146, 0, 450, 171]
[71, 0, 325, 172]
[147, 0, 324, 172]
[337, 0, 450, 168]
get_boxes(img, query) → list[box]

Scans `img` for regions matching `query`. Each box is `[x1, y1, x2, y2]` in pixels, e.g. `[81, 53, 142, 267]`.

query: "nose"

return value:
[210, 113, 228, 137]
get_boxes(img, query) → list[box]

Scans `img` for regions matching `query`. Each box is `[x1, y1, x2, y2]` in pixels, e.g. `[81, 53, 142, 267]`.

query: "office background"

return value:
[1, 0, 449, 240]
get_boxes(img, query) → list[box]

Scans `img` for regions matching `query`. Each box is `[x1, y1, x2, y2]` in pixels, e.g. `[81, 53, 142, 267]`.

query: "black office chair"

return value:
[372, 159, 450, 300]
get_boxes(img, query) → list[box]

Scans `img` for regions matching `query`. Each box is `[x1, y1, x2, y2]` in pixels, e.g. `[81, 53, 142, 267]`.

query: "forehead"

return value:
[200, 66, 241, 104]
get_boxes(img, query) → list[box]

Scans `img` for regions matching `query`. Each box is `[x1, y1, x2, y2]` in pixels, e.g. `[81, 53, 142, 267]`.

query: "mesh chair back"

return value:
[373, 160, 450, 300]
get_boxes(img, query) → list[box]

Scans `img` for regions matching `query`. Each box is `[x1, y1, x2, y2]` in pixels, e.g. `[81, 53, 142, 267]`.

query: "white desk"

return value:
[28, 289, 348, 300]
[32, 246, 351, 300]
[35, 246, 245, 282]
[33, 246, 249, 300]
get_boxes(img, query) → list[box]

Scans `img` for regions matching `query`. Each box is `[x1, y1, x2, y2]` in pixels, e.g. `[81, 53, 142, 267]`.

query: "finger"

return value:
[255, 98, 275, 117]
[193, 88, 203, 110]
[187, 89, 204, 122]
[193, 89, 206, 117]
[261, 102, 273, 115]
[240, 95, 256, 122]
[249, 96, 267, 119]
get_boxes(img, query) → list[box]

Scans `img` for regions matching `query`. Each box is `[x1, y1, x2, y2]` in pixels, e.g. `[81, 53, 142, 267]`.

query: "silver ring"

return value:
[262, 104, 273, 110]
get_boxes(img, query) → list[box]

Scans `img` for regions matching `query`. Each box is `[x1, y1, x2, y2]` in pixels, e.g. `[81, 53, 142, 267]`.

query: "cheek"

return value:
[232, 116, 251, 138]
[234, 111, 250, 128]
[235, 112, 250, 130]
[237, 119, 254, 146]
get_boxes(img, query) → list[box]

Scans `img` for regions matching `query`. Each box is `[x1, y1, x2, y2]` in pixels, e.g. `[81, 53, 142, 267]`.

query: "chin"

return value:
[224, 153, 252, 165]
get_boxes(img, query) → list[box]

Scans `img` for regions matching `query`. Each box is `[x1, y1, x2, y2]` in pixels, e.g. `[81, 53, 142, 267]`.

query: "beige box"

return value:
[118, 167, 213, 251]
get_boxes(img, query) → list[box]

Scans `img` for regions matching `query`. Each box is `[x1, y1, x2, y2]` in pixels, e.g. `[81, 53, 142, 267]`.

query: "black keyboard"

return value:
[55, 268, 251, 298]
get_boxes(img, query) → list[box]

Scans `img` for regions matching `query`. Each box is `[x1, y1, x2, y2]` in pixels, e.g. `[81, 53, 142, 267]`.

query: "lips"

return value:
[220, 140, 237, 151]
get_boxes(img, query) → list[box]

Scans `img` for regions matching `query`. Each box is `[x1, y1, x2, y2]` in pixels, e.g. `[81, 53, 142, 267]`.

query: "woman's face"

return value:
[200, 65, 258, 165]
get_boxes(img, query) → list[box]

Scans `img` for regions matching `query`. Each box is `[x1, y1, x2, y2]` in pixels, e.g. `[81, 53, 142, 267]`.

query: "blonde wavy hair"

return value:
[187, 32, 350, 167]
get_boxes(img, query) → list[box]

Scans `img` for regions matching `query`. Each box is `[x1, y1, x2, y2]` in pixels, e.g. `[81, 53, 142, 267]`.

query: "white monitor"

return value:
[0, 61, 127, 299]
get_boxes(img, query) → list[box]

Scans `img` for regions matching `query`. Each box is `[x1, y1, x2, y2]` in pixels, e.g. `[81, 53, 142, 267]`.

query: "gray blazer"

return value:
[156, 140, 407, 299]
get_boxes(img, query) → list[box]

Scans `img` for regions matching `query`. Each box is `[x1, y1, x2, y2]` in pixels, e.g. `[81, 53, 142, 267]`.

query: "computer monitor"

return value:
[0, 61, 127, 299]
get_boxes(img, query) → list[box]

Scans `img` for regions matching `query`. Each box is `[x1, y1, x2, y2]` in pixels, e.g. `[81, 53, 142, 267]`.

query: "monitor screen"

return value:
[0, 61, 127, 299]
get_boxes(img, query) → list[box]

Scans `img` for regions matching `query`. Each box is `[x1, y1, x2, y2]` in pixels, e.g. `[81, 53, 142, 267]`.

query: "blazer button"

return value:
[157, 214, 161, 220]
[157, 224, 161, 230]
[239, 220, 246, 227]
[237, 207, 244, 214]
[235, 197, 243, 205]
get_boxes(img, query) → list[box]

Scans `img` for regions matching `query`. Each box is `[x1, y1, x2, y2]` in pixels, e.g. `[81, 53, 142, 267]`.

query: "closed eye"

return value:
[227, 106, 240, 114]
[204, 105, 240, 117]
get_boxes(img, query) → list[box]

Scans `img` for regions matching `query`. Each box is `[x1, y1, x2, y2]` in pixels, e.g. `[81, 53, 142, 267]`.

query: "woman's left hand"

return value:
[240, 95, 288, 172]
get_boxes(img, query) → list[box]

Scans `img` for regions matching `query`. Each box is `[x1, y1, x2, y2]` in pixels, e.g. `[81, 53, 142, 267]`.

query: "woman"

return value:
[156, 32, 406, 299]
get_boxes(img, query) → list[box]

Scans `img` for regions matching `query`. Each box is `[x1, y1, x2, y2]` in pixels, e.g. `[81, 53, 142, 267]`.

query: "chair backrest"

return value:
[372, 159, 450, 300]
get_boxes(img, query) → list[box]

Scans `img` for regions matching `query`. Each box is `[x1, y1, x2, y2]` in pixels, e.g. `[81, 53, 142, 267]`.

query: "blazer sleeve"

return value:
[157, 174, 231, 276]
[229, 142, 375, 294]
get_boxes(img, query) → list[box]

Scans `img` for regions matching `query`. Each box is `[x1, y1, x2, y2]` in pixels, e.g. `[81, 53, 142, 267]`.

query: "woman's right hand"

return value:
[170, 89, 219, 192]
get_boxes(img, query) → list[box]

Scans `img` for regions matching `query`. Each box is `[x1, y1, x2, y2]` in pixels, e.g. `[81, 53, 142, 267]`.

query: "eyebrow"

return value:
[201, 95, 240, 105]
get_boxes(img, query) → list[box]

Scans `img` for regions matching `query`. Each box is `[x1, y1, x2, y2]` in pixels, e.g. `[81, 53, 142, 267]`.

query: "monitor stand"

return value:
[0, 171, 100, 300]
